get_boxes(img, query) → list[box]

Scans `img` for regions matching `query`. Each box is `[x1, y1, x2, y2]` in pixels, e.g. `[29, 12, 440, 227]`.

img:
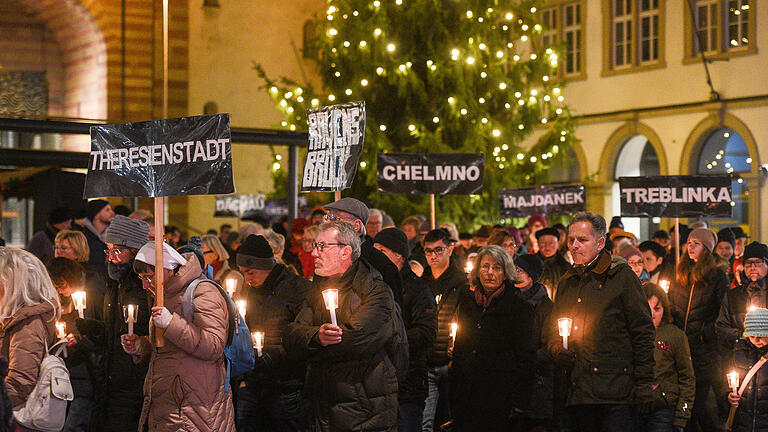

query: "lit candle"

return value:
[225, 278, 236, 298]
[123, 304, 138, 335]
[749, 304, 758, 312]
[450, 322, 458, 341]
[322, 289, 339, 326]
[465, 260, 474, 274]
[659, 280, 670, 294]
[252, 331, 264, 357]
[72, 291, 87, 319]
[558, 317, 573, 351]
[435, 294, 442, 305]
[728, 370, 740, 395]
[55, 321, 66, 340]
[236, 300, 247, 320]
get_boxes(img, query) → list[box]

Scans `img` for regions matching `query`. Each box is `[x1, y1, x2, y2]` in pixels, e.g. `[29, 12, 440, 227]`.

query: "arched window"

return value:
[696, 127, 750, 229]
[611, 134, 660, 240]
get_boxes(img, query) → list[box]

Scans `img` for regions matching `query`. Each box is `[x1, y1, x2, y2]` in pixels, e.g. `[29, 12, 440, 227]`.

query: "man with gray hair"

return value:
[366, 209, 384, 238]
[546, 212, 655, 431]
[286, 220, 398, 431]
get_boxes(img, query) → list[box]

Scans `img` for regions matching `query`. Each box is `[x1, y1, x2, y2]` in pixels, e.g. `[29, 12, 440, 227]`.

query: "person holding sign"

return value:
[125, 242, 235, 432]
[726, 308, 768, 432]
[235, 234, 311, 431]
[285, 221, 398, 432]
[546, 212, 655, 432]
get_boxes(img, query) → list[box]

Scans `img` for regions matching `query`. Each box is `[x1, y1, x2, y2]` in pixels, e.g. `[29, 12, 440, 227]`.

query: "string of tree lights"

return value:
[256, 0, 578, 226]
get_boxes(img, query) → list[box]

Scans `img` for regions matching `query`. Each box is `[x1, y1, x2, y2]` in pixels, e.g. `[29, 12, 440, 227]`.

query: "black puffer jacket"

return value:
[285, 259, 398, 432]
[730, 339, 768, 432]
[546, 249, 656, 406]
[424, 262, 469, 368]
[244, 263, 311, 384]
[399, 266, 438, 403]
[515, 281, 554, 420]
[450, 282, 536, 431]
[538, 252, 571, 301]
[717, 278, 767, 351]
[668, 265, 729, 371]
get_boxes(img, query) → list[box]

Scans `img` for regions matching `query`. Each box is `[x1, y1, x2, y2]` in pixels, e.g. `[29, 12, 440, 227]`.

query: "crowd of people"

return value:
[0, 197, 765, 432]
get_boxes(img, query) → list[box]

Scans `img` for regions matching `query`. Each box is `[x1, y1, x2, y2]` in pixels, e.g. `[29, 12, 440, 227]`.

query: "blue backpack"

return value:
[181, 277, 255, 392]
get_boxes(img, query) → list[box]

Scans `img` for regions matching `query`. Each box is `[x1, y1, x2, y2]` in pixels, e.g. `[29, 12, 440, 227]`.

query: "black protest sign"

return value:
[619, 175, 733, 218]
[301, 101, 365, 192]
[377, 153, 485, 195]
[499, 184, 586, 218]
[84, 114, 234, 198]
[215, 194, 265, 218]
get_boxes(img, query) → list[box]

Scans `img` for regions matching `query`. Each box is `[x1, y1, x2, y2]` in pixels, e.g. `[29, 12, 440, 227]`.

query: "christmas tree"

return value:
[257, 0, 576, 228]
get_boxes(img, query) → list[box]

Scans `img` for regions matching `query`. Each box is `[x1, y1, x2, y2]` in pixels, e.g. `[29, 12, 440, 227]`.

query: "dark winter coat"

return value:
[285, 259, 398, 432]
[538, 252, 571, 301]
[26, 226, 56, 265]
[515, 281, 554, 420]
[362, 236, 403, 307]
[243, 263, 312, 385]
[424, 262, 469, 368]
[730, 339, 768, 432]
[668, 265, 729, 373]
[75, 221, 108, 277]
[652, 323, 696, 428]
[717, 278, 767, 351]
[450, 282, 536, 431]
[546, 249, 656, 406]
[399, 266, 438, 403]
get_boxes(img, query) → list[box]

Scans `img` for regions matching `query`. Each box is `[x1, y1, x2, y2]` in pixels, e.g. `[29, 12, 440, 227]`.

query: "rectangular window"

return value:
[638, 0, 659, 63]
[727, 0, 750, 49]
[538, 1, 584, 78]
[563, 3, 582, 75]
[541, 8, 558, 48]
[612, 0, 633, 68]
[694, 0, 718, 54]
[690, 0, 753, 57]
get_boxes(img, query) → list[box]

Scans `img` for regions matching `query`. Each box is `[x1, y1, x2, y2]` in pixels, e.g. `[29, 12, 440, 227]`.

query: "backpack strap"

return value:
[181, 277, 235, 345]
[49, 339, 69, 358]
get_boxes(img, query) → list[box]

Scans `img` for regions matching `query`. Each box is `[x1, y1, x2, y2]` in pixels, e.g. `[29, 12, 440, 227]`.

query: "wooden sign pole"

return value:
[334, 191, 341, 201]
[675, 217, 680, 268]
[154, 198, 165, 347]
[430, 194, 436, 229]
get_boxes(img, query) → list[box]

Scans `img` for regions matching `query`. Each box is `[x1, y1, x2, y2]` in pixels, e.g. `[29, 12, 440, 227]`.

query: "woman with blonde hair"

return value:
[55, 229, 106, 319]
[200, 234, 244, 298]
[0, 247, 61, 431]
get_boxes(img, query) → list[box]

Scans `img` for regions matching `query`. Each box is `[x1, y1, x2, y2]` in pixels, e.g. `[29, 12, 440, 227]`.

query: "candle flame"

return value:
[728, 370, 740, 389]
[465, 260, 474, 274]
[450, 322, 458, 339]
[55, 321, 66, 339]
[558, 317, 572, 337]
[252, 331, 264, 349]
[659, 280, 670, 294]
[236, 300, 247, 318]
[322, 289, 339, 310]
[72, 291, 86, 309]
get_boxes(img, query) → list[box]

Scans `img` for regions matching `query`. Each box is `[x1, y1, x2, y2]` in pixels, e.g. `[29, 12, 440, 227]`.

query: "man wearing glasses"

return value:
[286, 220, 398, 431]
[100, 215, 151, 432]
[717, 241, 768, 350]
[323, 198, 403, 306]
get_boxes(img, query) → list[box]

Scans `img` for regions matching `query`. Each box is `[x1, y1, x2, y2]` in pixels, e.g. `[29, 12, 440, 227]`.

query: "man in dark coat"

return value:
[101, 215, 151, 432]
[27, 206, 71, 264]
[236, 234, 312, 431]
[421, 228, 469, 431]
[374, 228, 438, 431]
[286, 221, 398, 432]
[536, 227, 571, 301]
[324, 198, 403, 306]
[76, 199, 115, 276]
[547, 212, 655, 432]
[716, 242, 768, 350]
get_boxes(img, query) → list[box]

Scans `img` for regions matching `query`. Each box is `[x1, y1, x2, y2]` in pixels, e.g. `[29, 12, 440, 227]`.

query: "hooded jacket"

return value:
[285, 259, 398, 432]
[138, 254, 235, 432]
[546, 249, 656, 406]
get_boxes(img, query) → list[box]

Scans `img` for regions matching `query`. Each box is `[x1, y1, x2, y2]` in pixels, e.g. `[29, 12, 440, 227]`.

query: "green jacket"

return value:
[547, 249, 655, 406]
[653, 323, 696, 428]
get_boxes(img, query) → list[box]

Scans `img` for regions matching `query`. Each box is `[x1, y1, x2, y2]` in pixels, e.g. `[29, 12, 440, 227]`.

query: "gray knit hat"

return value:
[743, 308, 768, 338]
[104, 215, 150, 250]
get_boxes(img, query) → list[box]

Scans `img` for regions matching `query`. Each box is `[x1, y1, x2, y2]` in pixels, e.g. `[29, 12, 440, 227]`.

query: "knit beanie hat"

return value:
[177, 236, 205, 270]
[515, 254, 543, 283]
[237, 234, 276, 270]
[86, 199, 110, 221]
[688, 227, 717, 252]
[717, 228, 736, 248]
[104, 215, 150, 250]
[374, 228, 410, 258]
[743, 242, 768, 263]
[48, 206, 71, 225]
[744, 308, 768, 338]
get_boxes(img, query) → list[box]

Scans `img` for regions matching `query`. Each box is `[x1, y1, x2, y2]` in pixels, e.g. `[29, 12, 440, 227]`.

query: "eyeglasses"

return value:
[424, 247, 447, 256]
[312, 241, 348, 252]
[479, 263, 503, 272]
[745, 260, 767, 268]
[324, 213, 356, 222]
[104, 247, 127, 257]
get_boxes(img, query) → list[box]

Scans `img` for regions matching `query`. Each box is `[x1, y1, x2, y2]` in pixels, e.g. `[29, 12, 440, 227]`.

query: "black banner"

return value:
[214, 194, 309, 219]
[301, 101, 365, 192]
[619, 175, 733, 218]
[499, 184, 586, 218]
[84, 114, 234, 198]
[377, 153, 485, 195]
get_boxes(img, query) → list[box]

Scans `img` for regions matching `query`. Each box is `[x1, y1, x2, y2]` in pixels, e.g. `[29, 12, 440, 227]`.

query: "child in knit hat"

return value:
[727, 308, 768, 432]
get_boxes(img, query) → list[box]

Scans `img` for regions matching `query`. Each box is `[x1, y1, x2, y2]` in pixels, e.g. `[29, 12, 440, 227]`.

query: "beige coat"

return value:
[0, 302, 56, 432]
[139, 255, 235, 432]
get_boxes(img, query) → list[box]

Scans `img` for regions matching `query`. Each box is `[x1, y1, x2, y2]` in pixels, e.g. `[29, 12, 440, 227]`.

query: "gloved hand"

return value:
[635, 384, 656, 414]
[151, 306, 173, 329]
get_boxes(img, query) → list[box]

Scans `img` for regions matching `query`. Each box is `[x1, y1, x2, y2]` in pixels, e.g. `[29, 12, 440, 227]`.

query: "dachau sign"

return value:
[619, 175, 733, 218]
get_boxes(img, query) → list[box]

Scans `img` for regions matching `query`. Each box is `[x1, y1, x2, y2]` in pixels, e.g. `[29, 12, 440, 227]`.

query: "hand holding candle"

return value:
[123, 304, 138, 335]
[322, 289, 339, 326]
[225, 278, 236, 298]
[72, 291, 87, 319]
[236, 300, 247, 320]
[252, 331, 264, 357]
[659, 280, 670, 294]
[558, 318, 573, 351]
[728, 370, 740, 395]
[56, 321, 66, 340]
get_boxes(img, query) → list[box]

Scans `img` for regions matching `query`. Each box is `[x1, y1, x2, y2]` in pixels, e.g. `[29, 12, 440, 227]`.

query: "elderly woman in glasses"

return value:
[449, 245, 536, 432]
